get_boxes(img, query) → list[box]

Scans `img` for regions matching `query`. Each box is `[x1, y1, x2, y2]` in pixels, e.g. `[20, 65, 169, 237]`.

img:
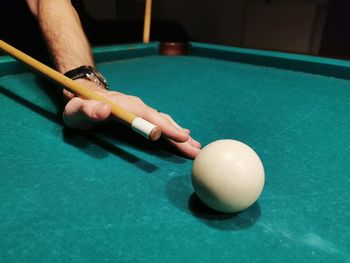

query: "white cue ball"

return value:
[191, 139, 265, 213]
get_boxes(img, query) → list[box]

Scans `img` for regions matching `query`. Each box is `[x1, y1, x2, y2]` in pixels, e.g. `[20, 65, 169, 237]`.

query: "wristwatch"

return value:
[64, 66, 109, 89]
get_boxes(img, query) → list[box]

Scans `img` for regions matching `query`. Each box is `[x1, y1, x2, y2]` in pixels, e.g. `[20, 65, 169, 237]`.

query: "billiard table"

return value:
[1, 42, 349, 262]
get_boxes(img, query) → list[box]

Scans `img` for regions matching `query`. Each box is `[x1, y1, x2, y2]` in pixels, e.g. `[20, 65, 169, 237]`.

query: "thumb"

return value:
[63, 97, 111, 129]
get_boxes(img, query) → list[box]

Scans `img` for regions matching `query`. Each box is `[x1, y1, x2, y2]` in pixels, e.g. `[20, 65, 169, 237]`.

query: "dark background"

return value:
[1, 0, 350, 60]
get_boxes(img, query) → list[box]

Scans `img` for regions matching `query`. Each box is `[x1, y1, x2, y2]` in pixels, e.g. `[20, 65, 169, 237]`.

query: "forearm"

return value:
[26, 1, 200, 158]
[28, 0, 94, 73]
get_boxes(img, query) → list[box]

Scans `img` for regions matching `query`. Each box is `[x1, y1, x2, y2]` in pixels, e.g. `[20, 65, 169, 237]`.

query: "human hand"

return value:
[62, 80, 201, 158]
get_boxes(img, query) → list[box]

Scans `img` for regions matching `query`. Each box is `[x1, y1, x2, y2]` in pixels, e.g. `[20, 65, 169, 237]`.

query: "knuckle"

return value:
[81, 102, 93, 115]
[131, 96, 143, 103]
[162, 113, 171, 119]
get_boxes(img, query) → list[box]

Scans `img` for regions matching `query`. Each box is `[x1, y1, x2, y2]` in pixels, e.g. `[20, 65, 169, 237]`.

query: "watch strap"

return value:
[64, 66, 90, 80]
[64, 66, 109, 89]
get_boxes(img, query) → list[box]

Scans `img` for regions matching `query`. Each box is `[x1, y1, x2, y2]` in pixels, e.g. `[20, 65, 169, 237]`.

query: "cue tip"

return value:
[132, 117, 161, 141]
[149, 126, 162, 141]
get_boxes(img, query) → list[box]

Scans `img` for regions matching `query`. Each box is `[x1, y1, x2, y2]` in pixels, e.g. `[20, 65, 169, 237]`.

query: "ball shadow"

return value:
[188, 193, 261, 231]
[166, 175, 261, 231]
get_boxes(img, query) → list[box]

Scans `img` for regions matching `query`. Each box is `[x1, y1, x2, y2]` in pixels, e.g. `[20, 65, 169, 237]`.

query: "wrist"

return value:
[64, 65, 109, 90]
[74, 78, 108, 92]
[62, 78, 108, 102]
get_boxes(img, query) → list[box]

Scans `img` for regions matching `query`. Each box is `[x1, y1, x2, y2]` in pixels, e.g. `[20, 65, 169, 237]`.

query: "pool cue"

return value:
[143, 0, 152, 43]
[0, 40, 161, 141]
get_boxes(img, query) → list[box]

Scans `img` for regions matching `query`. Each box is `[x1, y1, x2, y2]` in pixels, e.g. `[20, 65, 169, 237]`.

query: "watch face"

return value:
[89, 66, 109, 88]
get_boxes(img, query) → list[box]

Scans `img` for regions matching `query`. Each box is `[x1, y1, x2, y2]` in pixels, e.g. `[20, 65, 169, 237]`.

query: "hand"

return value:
[62, 80, 201, 158]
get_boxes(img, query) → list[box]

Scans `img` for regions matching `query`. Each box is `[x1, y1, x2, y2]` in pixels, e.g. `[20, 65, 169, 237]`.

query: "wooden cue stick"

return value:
[0, 40, 161, 141]
[143, 0, 152, 43]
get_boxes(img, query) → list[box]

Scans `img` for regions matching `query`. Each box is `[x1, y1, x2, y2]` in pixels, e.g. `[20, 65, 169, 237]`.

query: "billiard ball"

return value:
[191, 139, 265, 213]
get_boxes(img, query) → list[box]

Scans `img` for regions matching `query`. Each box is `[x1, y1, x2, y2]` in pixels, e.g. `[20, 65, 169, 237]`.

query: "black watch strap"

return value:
[64, 66, 109, 89]
[64, 66, 89, 80]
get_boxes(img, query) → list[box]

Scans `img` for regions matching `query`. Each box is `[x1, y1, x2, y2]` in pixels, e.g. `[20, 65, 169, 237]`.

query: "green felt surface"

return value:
[1, 43, 350, 262]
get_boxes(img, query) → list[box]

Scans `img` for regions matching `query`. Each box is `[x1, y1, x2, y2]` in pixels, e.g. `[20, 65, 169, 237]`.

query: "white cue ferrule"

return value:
[131, 117, 157, 139]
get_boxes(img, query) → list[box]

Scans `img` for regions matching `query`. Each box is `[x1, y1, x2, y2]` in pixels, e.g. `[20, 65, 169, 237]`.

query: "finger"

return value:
[165, 137, 201, 159]
[63, 89, 75, 99]
[62, 89, 75, 104]
[160, 112, 186, 131]
[63, 97, 111, 129]
[160, 113, 198, 145]
[161, 113, 192, 135]
[188, 136, 202, 148]
[145, 110, 189, 142]
[183, 128, 191, 135]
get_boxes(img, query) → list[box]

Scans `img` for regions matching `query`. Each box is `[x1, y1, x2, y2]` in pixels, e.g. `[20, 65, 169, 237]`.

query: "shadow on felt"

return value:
[166, 174, 261, 231]
[0, 77, 186, 173]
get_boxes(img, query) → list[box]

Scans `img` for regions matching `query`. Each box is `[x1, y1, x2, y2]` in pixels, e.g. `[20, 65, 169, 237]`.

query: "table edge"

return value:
[2, 42, 350, 80]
